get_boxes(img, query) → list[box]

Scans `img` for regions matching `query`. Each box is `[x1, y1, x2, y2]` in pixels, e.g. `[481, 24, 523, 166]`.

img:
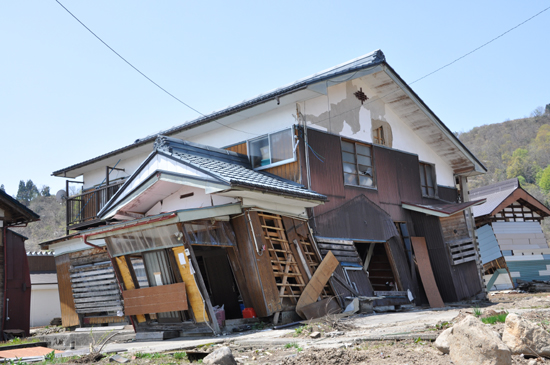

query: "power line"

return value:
[54, 0, 260, 136]
[409, 5, 550, 85]
[54, 0, 204, 116]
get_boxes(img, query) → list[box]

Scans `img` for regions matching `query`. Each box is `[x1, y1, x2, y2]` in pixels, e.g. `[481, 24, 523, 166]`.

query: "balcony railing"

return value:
[67, 182, 124, 230]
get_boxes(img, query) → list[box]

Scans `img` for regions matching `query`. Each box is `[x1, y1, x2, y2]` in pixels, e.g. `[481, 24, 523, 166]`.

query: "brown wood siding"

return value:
[55, 254, 79, 327]
[265, 162, 300, 183]
[440, 213, 470, 242]
[225, 142, 247, 155]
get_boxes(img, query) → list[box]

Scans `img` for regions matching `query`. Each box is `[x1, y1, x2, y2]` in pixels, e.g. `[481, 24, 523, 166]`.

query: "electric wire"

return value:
[54, 0, 260, 136]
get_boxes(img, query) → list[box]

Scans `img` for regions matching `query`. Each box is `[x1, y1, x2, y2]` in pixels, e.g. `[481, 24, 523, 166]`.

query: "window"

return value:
[341, 140, 375, 187]
[373, 126, 385, 145]
[248, 127, 296, 170]
[419, 162, 436, 197]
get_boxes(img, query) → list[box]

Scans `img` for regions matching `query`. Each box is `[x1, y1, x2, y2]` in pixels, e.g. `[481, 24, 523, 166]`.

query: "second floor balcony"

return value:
[66, 181, 124, 231]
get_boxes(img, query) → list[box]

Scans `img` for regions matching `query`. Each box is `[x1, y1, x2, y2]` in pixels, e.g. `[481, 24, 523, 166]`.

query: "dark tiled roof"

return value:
[402, 199, 486, 217]
[0, 189, 40, 224]
[53, 50, 386, 176]
[156, 137, 326, 201]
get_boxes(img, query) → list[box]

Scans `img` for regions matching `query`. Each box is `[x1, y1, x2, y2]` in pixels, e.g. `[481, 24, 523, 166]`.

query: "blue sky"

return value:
[1, 1, 549, 196]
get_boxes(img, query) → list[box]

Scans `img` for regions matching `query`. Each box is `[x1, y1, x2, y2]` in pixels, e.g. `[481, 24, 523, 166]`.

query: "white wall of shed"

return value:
[30, 285, 61, 327]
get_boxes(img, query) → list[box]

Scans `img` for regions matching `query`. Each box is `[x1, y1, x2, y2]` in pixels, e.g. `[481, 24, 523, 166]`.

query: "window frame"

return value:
[341, 139, 376, 189]
[247, 126, 297, 171]
[373, 126, 385, 145]
[419, 161, 437, 198]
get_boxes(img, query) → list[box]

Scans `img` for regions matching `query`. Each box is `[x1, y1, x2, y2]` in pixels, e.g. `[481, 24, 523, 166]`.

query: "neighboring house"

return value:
[27, 251, 61, 327]
[42, 50, 488, 334]
[471, 178, 550, 290]
[0, 189, 40, 337]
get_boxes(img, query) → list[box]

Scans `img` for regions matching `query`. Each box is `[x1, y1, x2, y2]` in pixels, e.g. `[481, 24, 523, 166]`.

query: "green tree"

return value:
[539, 165, 550, 193]
[40, 185, 51, 197]
[16, 179, 40, 206]
[506, 148, 540, 184]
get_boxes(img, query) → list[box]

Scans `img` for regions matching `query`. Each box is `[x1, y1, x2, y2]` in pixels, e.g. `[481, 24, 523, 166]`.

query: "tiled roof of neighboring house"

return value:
[0, 189, 40, 225]
[157, 136, 327, 201]
[30, 273, 58, 285]
[27, 251, 54, 256]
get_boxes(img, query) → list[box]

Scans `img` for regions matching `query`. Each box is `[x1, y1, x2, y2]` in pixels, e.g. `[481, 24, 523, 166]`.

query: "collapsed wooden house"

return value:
[471, 178, 550, 290]
[42, 50, 490, 334]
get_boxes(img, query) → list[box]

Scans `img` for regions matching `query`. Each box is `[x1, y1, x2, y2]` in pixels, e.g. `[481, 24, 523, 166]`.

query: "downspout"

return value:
[302, 107, 316, 231]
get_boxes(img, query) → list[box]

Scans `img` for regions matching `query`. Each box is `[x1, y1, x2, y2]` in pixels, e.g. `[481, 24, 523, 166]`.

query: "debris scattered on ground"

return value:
[517, 279, 550, 293]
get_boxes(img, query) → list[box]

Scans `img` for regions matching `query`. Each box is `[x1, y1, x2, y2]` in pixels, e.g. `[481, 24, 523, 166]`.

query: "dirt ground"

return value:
[29, 292, 550, 365]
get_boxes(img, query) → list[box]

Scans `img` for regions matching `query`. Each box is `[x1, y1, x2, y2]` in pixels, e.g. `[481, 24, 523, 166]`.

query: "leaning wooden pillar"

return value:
[177, 223, 221, 334]
[460, 175, 487, 298]
[114, 256, 145, 323]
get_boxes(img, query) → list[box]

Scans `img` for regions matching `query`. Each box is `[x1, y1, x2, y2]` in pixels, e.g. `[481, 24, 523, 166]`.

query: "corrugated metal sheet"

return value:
[492, 222, 543, 234]
[476, 224, 503, 265]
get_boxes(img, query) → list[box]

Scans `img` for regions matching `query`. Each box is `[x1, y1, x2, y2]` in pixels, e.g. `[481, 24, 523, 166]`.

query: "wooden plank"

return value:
[71, 279, 117, 288]
[70, 273, 117, 282]
[73, 289, 120, 298]
[296, 251, 339, 317]
[172, 246, 207, 323]
[70, 268, 114, 278]
[72, 284, 119, 293]
[69, 263, 111, 273]
[74, 295, 120, 304]
[55, 254, 79, 327]
[114, 256, 145, 323]
[320, 249, 358, 257]
[123, 282, 188, 316]
[76, 306, 123, 314]
[317, 243, 356, 251]
[410, 237, 444, 308]
[76, 300, 122, 309]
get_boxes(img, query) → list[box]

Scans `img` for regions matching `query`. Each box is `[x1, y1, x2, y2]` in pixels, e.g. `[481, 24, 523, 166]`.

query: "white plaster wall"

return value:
[189, 104, 297, 148]
[80, 74, 457, 188]
[146, 185, 237, 216]
[30, 286, 61, 327]
[302, 77, 456, 187]
[83, 152, 149, 190]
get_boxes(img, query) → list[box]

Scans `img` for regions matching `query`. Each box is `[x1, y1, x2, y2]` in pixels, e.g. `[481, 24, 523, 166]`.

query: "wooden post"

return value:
[460, 175, 487, 299]
[183, 241, 221, 334]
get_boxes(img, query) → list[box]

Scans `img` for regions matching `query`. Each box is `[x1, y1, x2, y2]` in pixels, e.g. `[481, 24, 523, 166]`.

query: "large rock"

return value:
[203, 346, 237, 365]
[448, 315, 511, 365]
[502, 313, 550, 357]
[434, 327, 453, 354]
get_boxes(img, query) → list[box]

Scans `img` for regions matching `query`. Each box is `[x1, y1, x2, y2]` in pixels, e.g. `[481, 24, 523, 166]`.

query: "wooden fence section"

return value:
[440, 213, 477, 265]
[70, 262, 123, 314]
[123, 283, 188, 316]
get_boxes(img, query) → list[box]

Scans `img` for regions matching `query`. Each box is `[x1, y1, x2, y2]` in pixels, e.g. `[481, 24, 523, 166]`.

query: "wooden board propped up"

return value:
[410, 237, 444, 308]
[296, 251, 339, 318]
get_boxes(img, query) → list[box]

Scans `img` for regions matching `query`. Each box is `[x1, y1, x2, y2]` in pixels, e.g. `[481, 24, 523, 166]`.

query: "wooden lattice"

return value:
[258, 213, 305, 303]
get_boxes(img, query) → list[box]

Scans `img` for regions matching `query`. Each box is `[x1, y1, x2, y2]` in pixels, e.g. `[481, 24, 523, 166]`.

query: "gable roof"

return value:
[470, 178, 550, 218]
[0, 189, 40, 225]
[98, 136, 326, 218]
[52, 50, 485, 179]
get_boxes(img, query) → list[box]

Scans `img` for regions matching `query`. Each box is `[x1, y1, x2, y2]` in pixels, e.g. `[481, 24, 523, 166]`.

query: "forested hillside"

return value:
[458, 104, 550, 239]
[1, 181, 65, 251]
